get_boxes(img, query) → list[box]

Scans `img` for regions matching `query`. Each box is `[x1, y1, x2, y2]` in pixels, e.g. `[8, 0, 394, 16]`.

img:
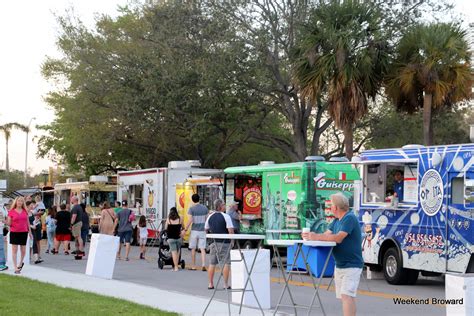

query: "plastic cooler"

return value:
[286, 244, 335, 277]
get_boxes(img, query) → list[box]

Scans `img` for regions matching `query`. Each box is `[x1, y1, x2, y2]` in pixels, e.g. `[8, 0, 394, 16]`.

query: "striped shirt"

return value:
[188, 204, 208, 231]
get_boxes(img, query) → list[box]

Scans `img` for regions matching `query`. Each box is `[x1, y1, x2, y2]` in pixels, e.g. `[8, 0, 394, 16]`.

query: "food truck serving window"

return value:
[362, 161, 418, 206]
[464, 174, 474, 209]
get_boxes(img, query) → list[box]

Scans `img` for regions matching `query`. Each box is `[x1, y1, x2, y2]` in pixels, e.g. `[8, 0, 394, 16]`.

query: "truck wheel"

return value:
[383, 248, 407, 284]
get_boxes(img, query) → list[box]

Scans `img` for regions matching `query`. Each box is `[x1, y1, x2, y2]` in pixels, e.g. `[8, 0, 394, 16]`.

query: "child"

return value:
[138, 216, 148, 259]
[45, 207, 57, 253]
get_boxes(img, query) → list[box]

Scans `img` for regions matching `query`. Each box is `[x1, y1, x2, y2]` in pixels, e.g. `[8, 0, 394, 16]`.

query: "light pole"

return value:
[24, 117, 36, 188]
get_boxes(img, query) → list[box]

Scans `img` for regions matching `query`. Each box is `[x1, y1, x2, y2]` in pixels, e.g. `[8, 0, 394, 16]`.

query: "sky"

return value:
[0, 0, 472, 175]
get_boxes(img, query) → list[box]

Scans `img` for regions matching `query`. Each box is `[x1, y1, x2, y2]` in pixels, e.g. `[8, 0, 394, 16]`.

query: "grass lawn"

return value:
[0, 274, 178, 315]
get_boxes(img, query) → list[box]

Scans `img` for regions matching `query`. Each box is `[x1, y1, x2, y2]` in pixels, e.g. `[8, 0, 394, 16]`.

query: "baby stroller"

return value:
[157, 230, 185, 270]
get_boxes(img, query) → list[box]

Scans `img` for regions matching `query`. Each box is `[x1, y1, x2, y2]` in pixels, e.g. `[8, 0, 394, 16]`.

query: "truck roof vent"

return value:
[329, 157, 349, 162]
[89, 175, 108, 183]
[305, 156, 325, 161]
[402, 144, 425, 149]
[168, 160, 201, 169]
[258, 161, 275, 166]
[66, 178, 77, 183]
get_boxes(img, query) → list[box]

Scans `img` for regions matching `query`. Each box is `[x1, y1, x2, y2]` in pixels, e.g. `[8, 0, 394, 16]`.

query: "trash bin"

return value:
[86, 233, 119, 279]
[287, 244, 335, 277]
[231, 249, 271, 309]
[446, 273, 474, 315]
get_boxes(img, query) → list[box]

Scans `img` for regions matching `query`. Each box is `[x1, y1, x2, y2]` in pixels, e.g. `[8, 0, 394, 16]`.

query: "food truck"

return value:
[54, 176, 117, 213]
[117, 161, 220, 236]
[176, 177, 223, 243]
[54, 176, 117, 232]
[224, 159, 359, 248]
[353, 144, 474, 284]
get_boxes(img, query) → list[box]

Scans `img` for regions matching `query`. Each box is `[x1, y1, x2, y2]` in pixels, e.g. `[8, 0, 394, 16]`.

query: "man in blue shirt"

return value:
[393, 170, 404, 201]
[302, 192, 363, 316]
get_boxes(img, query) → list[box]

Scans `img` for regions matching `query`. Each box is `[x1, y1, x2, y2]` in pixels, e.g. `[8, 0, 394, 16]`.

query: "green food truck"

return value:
[224, 159, 360, 248]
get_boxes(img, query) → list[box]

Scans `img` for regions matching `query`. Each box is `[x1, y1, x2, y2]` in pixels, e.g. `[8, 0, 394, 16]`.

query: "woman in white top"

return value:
[138, 215, 148, 260]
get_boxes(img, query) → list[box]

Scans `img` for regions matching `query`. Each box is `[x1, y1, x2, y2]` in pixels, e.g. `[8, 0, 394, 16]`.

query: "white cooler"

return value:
[231, 249, 271, 309]
[446, 273, 474, 315]
[86, 234, 120, 279]
[7, 233, 30, 266]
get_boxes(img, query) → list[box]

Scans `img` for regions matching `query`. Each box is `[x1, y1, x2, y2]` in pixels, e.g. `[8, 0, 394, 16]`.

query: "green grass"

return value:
[0, 274, 179, 315]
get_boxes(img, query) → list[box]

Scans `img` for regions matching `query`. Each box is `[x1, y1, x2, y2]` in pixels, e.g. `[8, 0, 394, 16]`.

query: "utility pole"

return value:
[24, 117, 36, 188]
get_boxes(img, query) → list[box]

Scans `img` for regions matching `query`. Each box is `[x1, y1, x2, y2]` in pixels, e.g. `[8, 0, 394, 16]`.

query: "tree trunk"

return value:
[343, 124, 354, 159]
[423, 93, 433, 146]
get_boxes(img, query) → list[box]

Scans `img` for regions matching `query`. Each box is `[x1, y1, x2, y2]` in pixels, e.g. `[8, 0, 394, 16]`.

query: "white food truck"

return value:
[117, 161, 220, 237]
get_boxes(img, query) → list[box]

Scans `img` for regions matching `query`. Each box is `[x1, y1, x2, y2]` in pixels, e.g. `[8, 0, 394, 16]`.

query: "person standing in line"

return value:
[226, 200, 241, 234]
[113, 201, 122, 215]
[7, 197, 31, 274]
[184, 194, 209, 271]
[45, 206, 57, 254]
[0, 202, 9, 271]
[205, 199, 234, 290]
[302, 193, 363, 316]
[53, 204, 71, 255]
[80, 203, 90, 249]
[99, 201, 116, 235]
[70, 197, 84, 256]
[138, 215, 148, 260]
[27, 201, 43, 264]
[116, 200, 134, 261]
[165, 207, 185, 271]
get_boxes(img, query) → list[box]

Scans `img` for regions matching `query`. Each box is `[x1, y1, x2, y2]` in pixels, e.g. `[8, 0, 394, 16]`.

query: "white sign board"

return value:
[0, 180, 6, 192]
[86, 234, 119, 279]
[403, 165, 418, 203]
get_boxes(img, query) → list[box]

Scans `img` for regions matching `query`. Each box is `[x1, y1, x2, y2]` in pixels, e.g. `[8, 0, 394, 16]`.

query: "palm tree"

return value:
[386, 23, 472, 146]
[295, 0, 389, 158]
[0, 122, 28, 175]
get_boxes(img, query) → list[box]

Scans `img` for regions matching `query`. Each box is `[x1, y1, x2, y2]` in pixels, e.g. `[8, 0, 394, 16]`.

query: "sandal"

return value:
[64, 251, 70, 255]
[208, 286, 214, 290]
[18, 262, 24, 271]
[190, 267, 197, 271]
[14, 269, 21, 274]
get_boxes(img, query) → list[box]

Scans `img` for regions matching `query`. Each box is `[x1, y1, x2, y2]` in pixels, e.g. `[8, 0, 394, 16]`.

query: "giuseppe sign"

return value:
[419, 169, 443, 216]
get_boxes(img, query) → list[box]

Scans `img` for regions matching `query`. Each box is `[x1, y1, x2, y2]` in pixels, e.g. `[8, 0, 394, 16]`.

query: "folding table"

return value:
[203, 234, 266, 316]
[267, 239, 335, 316]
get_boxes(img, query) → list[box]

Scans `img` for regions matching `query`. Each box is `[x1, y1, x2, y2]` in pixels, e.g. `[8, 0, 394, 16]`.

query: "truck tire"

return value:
[383, 247, 418, 285]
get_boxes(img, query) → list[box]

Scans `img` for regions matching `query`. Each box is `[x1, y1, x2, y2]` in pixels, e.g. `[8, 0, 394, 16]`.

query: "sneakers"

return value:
[45, 249, 50, 254]
[34, 259, 44, 264]
[0, 265, 8, 271]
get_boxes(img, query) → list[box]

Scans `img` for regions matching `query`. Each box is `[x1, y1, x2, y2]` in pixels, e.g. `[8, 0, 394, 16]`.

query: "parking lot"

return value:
[35, 241, 446, 316]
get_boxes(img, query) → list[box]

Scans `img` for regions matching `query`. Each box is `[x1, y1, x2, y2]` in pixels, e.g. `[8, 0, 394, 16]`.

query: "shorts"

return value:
[168, 238, 182, 252]
[81, 229, 88, 243]
[32, 228, 42, 241]
[189, 230, 206, 249]
[71, 222, 83, 238]
[9, 232, 28, 245]
[139, 237, 147, 246]
[209, 241, 231, 265]
[334, 267, 362, 299]
[118, 230, 132, 244]
[56, 233, 71, 241]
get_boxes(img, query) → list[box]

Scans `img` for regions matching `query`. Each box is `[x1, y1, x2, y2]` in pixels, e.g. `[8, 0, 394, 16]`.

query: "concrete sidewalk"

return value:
[5, 265, 278, 316]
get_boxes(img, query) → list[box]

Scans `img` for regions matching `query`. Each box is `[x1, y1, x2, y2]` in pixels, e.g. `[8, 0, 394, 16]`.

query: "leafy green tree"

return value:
[294, 0, 390, 158]
[386, 23, 472, 146]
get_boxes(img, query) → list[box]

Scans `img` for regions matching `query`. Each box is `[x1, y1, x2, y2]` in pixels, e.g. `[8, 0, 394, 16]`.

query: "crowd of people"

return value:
[1, 191, 363, 315]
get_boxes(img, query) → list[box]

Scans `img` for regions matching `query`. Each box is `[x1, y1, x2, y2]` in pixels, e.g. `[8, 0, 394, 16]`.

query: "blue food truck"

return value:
[353, 144, 474, 284]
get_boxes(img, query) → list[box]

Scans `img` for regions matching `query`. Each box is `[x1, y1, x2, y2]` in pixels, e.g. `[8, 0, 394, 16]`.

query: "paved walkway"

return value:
[5, 265, 278, 316]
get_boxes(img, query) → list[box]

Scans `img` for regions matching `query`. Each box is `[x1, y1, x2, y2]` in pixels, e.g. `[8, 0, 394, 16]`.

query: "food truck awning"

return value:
[328, 158, 419, 165]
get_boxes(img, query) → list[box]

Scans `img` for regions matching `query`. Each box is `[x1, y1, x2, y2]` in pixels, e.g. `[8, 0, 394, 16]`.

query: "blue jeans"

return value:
[81, 229, 88, 246]
[47, 229, 55, 251]
[0, 235, 6, 266]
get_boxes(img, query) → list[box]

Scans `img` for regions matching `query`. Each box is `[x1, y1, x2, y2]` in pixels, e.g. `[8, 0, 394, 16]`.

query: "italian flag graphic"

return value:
[338, 172, 346, 180]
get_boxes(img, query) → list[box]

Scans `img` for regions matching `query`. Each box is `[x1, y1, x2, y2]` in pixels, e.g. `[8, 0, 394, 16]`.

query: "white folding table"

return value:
[203, 234, 266, 316]
[267, 239, 335, 316]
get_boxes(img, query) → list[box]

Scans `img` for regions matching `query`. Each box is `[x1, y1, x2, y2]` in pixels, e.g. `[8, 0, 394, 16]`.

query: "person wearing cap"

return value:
[226, 200, 241, 234]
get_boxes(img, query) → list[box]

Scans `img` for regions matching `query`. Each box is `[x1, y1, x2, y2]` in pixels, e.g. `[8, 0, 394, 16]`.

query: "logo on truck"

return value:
[420, 169, 443, 216]
[314, 172, 354, 191]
